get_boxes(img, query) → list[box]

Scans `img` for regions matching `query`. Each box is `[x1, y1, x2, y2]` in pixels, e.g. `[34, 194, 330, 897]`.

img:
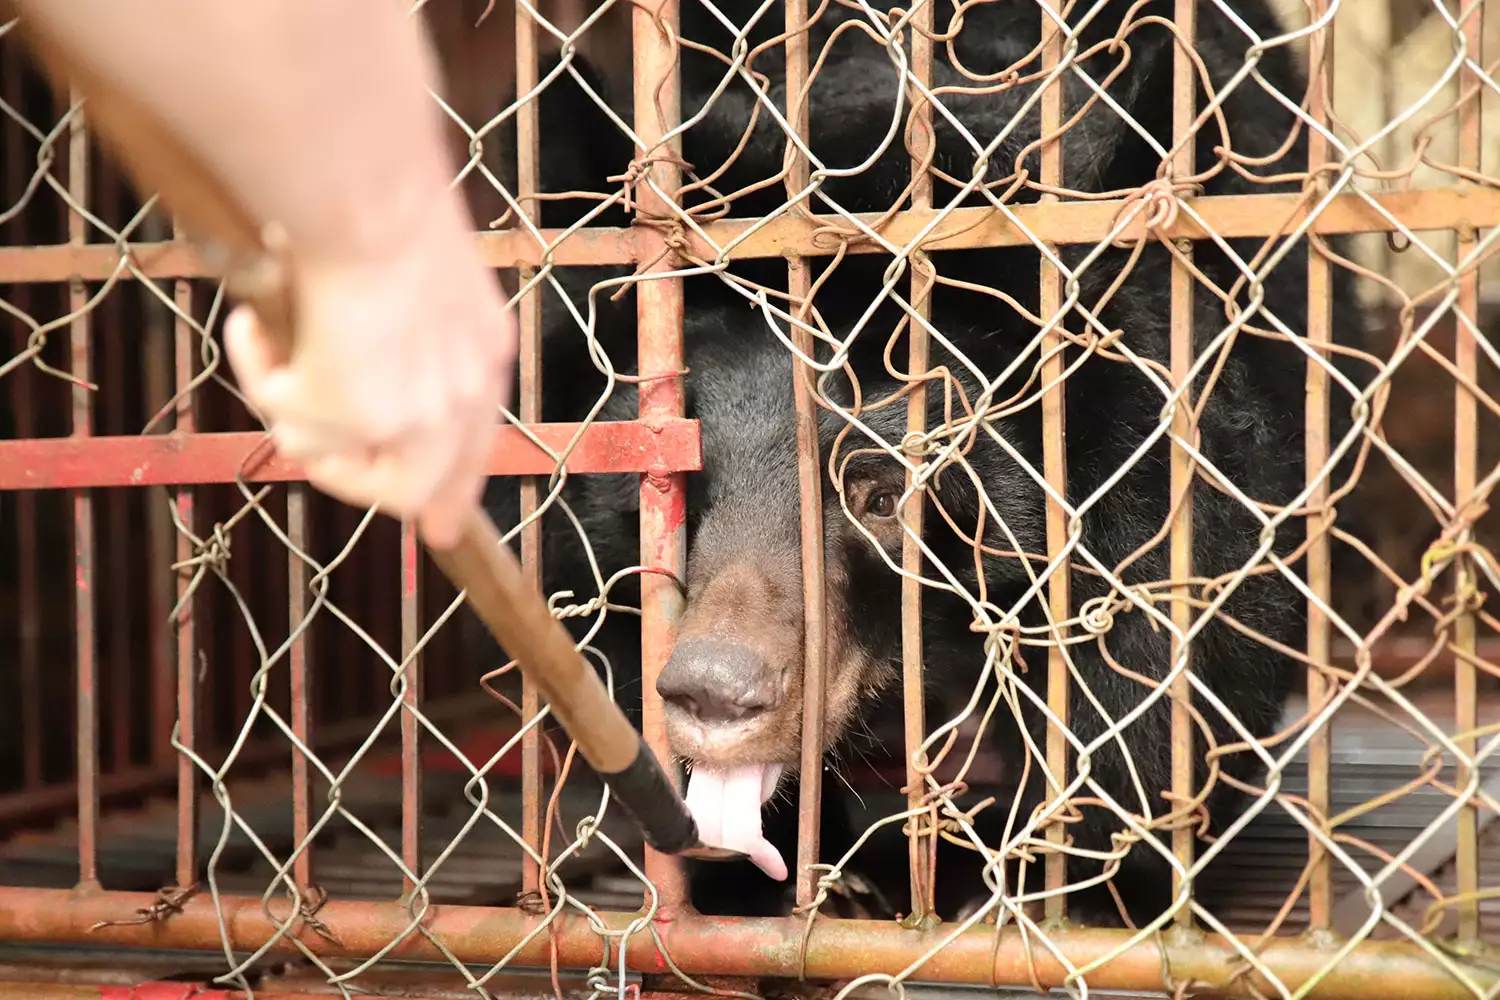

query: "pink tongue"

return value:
[684, 763, 787, 881]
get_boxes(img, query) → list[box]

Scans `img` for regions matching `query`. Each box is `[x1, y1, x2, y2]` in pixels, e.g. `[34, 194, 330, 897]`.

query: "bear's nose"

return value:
[657, 637, 779, 724]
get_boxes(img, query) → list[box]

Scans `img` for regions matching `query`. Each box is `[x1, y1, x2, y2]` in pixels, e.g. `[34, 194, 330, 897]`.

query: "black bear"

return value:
[479, 0, 1366, 925]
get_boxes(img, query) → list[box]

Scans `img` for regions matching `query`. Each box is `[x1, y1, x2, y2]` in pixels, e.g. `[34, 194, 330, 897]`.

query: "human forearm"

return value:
[13, 0, 470, 264]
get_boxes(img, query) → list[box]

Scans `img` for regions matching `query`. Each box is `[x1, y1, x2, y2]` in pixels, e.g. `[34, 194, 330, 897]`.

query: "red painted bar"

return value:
[0, 419, 703, 490]
[171, 224, 198, 892]
[288, 484, 312, 892]
[632, 0, 690, 911]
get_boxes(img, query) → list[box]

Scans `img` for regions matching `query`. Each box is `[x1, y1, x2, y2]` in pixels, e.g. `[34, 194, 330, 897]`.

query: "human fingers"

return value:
[225, 304, 353, 460]
[302, 422, 458, 526]
[223, 304, 274, 401]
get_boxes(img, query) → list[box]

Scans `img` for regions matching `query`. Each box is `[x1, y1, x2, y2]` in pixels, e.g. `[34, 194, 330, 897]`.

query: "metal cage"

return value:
[2, 0, 1499, 997]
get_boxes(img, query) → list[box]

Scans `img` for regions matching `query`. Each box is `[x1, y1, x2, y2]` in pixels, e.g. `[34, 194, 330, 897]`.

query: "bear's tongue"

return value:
[684, 762, 787, 881]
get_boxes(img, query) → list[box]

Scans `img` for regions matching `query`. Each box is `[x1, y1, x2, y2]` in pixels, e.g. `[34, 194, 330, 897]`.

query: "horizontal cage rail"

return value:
[0, 419, 702, 490]
[0, 187, 1493, 282]
[0, 888, 1491, 1000]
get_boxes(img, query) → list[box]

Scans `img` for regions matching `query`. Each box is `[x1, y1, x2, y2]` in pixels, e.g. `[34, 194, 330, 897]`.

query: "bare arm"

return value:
[14, 1, 517, 547]
[15, 0, 462, 265]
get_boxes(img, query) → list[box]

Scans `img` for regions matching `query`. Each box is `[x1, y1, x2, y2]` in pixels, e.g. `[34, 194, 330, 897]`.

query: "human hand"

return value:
[224, 209, 517, 550]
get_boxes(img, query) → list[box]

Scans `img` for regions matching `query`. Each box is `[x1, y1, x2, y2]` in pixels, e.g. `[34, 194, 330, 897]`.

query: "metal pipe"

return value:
[0, 887, 1488, 999]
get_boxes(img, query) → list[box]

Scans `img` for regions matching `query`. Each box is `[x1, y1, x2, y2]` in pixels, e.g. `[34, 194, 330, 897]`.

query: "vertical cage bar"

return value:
[68, 86, 100, 890]
[901, 0, 935, 924]
[288, 485, 313, 891]
[400, 524, 423, 896]
[1303, 0, 1334, 930]
[143, 213, 177, 773]
[1167, 0, 1197, 925]
[634, 0, 688, 911]
[784, 0, 828, 910]
[173, 223, 198, 891]
[1038, 0, 1070, 923]
[101, 164, 132, 778]
[336, 506, 363, 721]
[5, 50, 43, 792]
[515, 0, 545, 899]
[630, 0, 687, 917]
[1452, 0, 1484, 944]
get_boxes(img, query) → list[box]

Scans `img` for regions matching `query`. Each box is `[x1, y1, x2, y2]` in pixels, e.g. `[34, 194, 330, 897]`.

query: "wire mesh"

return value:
[2, 0, 1500, 997]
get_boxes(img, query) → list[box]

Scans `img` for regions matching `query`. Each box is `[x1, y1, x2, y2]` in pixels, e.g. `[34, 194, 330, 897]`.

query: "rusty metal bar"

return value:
[288, 483, 312, 891]
[172, 219, 198, 892]
[1167, 0, 1197, 926]
[141, 214, 177, 774]
[1038, 0, 1069, 924]
[0, 986, 612, 1000]
[632, 0, 689, 912]
[0, 985, 648, 1000]
[401, 523, 422, 898]
[99, 162, 133, 779]
[2, 187, 1497, 283]
[0, 419, 704, 490]
[0, 887, 1489, 999]
[10, 353, 41, 782]
[68, 84, 100, 891]
[0, 987, 476, 1000]
[4, 48, 44, 793]
[1452, 0, 1484, 944]
[515, 0, 545, 900]
[1304, 0, 1334, 931]
[784, 0, 828, 910]
[901, 0, 935, 924]
[10, 362, 42, 786]
[230, 466, 255, 738]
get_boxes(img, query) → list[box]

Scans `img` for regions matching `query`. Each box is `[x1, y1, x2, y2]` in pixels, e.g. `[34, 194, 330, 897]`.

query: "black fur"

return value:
[481, 0, 1366, 924]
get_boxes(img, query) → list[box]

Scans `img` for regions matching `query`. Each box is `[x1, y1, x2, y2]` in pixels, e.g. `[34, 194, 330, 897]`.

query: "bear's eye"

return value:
[866, 489, 898, 519]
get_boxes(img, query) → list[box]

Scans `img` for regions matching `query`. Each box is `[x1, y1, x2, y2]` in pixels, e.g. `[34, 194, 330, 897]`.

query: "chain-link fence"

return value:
[1, 0, 1499, 996]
